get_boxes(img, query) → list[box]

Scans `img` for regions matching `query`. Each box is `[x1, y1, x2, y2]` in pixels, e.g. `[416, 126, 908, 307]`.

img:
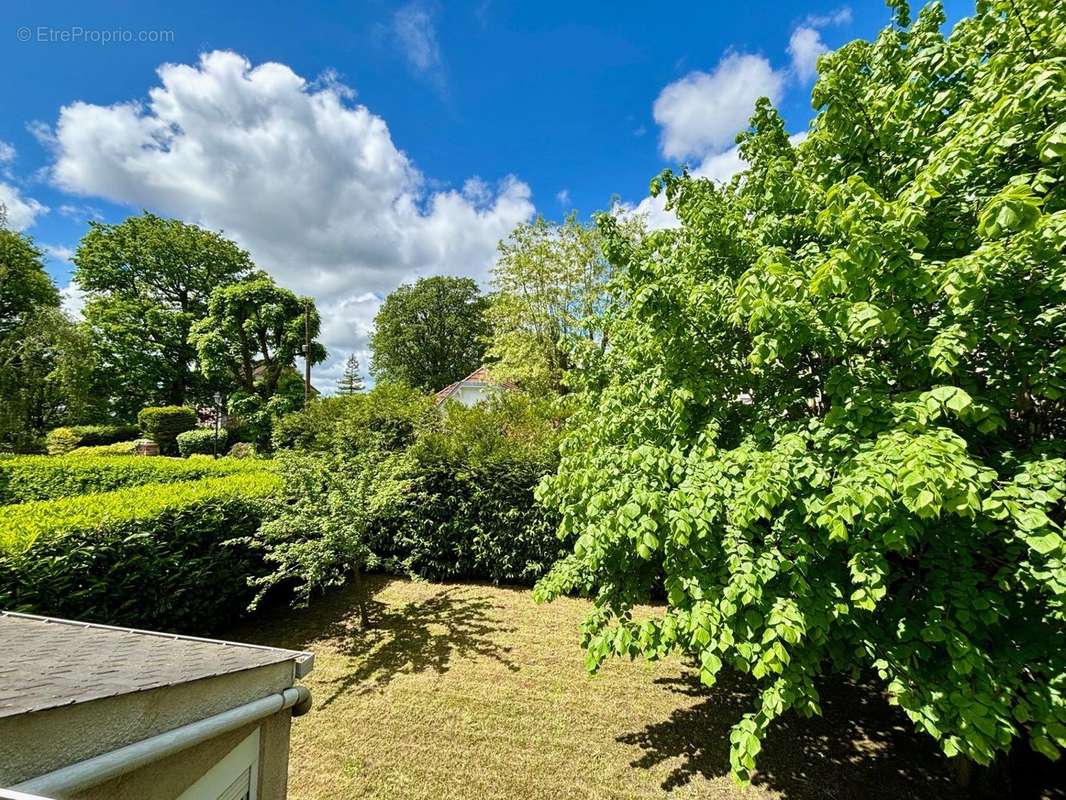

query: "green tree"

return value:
[0, 227, 59, 342]
[0, 307, 97, 451]
[536, 0, 1066, 782]
[191, 271, 326, 448]
[73, 213, 254, 417]
[370, 276, 489, 392]
[0, 226, 97, 451]
[487, 213, 634, 393]
[336, 353, 366, 395]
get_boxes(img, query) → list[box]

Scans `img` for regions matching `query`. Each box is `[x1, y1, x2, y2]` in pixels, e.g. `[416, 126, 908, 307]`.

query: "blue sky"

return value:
[0, 0, 971, 384]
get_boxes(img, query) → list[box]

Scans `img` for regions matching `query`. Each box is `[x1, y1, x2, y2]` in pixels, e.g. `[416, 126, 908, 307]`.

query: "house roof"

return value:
[0, 611, 314, 719]
[434, 366, 512, 404]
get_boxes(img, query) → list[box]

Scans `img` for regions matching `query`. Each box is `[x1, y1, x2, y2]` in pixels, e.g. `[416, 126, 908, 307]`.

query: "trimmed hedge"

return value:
[138, 406, 197, 454]
[0, 472, 280, 631]
[68, 440, 145, 457]
[45, 425, 141, 455]
[177, 428, 228, 457]
[0, 454, 268, 505]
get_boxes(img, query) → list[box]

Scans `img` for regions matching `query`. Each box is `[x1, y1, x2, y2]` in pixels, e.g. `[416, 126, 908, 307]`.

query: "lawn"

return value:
[231, 576, 963, 800]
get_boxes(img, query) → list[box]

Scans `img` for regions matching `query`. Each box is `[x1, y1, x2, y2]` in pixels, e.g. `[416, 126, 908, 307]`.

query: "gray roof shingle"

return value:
[0, 612, 313, 718]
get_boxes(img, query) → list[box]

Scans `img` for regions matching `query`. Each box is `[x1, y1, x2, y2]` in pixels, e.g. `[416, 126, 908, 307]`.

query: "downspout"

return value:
[10, 685, 312, 799]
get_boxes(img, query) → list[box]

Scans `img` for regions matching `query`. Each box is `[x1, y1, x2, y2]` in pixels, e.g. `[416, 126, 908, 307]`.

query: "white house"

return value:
[433, 367, 511, 407]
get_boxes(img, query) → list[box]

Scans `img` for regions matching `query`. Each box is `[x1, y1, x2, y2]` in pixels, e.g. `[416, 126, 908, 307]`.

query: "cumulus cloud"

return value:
[0, 141, 47, 231]
[653, 53, 785, 161]
[0, 182, 47, 231]
[788, 8, 852, 82]
[47, 50, 533, 384]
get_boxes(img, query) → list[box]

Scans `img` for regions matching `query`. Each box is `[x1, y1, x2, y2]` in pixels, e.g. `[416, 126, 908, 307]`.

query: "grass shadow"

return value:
[618, 668, 965, 800]
[249, 575, 520, 707]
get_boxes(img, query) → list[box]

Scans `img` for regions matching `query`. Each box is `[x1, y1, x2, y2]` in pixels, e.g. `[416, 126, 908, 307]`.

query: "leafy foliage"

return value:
[176, 427, 229, 457]
[73, 213, 253, 417]
[486, 213, 627, 393]
[0, 453, 266, 504]
[268, 389, 566, 590]
[67, 440, 146, 457]
[191, 270, 325, 450]
[45, 424, 141, 455]
[0, 229, 97, 452]
[377, 394, 569, 583]
[138, 405, 198, 455]
[370, 276, 490, 392]
[536, 0, 1066, 779]
[0, 472, 279, 631]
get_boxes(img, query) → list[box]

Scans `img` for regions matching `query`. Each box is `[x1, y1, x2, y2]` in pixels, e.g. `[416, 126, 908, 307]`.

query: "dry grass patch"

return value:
[230, 576, 962, 800]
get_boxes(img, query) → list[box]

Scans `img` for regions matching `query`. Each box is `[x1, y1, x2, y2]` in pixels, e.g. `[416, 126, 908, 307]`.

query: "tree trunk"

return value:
[352, 565, 370, 629]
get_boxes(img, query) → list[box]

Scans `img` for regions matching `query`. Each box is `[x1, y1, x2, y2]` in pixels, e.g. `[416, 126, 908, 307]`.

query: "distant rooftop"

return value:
[0, 611, 313, 718]
[434, 366, 513, 404]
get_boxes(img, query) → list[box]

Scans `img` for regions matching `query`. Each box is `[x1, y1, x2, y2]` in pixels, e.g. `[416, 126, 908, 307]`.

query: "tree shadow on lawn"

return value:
[287, 576, 520, 707]
[619, 669, 965, 800]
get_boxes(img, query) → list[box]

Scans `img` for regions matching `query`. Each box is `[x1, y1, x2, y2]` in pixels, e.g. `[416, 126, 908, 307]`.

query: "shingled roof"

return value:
[0, 611, 313, 718]
[434, 366, 513, 404]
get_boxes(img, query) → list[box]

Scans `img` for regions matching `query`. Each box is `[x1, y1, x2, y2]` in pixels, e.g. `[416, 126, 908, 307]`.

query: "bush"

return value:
[45, 424, 141, 455]
[261, 390, 568, 593]
[227, 442, 258, 459]
[68, 440, 145, 457]
[0, 454, 268, 504]
[0, 472, 280, 631]
[274, 383, 433, 455]
[137, 406, 197, 455]
[177, 428, 228, 457]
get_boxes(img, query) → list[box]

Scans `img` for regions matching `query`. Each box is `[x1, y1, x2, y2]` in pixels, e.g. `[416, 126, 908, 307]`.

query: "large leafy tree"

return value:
[191, 271, 326, 448]
[0, 227, 59, 340]
[537, 0, 1066, 781]
[0, 227, 96, 450]
[73, 213, 254, 417]
[370, 276, 489, 392]
[487, 213, 627, 393]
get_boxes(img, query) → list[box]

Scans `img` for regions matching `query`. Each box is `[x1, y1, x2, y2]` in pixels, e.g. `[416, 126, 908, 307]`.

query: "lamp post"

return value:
[213, 392, 222, 459]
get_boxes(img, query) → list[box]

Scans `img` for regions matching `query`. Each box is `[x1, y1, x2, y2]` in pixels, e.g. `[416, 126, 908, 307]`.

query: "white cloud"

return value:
[0, 182, 47, 231]
[556, 189, 571, 206]
[47, 50, 533, 381]
[60, 281, 87, 320]
[0, 141, 15, 165]
[788, 8, 852, 82]
[392, 2, 444, 88]
[653, 52, 785, 161]
[788, 26, 827, 82]
[43, 243, 75, 262]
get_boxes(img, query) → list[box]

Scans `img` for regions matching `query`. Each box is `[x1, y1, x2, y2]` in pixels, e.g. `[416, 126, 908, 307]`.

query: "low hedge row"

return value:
[68, 440, 144, 457]
[0, 454, 268, 504]
[177, 428, 228, 457]
[45, 425, 141, 455]
[0, 472, 281, 631]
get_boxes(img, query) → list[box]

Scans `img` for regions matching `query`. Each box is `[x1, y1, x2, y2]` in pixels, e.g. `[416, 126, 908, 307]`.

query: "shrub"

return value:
[45, 424, 142, 455]
[68, 439, 144, 457]
[274, 382, 434, 455]
[227, 442, 258, 459]
[0, 472, 280, 632]
[137, 406, 197, 454]
[177, 428, 228, 457]
[261, 389, 568, 593]
[0, 454, 268, 504]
